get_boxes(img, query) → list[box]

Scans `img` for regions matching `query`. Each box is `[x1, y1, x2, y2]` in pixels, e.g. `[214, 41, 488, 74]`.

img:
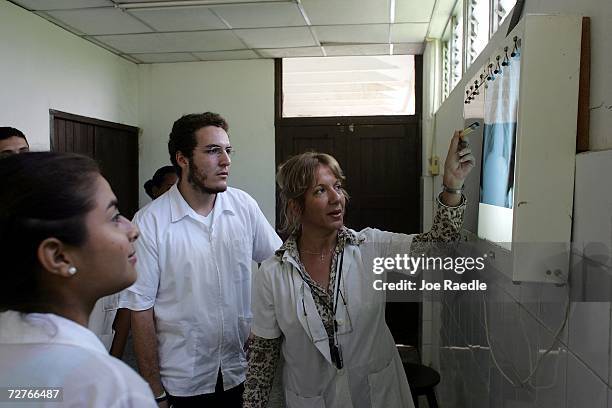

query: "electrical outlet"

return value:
[429, 156, 440, 175]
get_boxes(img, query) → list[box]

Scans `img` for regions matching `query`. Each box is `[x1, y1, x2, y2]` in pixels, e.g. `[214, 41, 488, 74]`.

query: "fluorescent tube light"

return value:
[116, 0, 291, 10]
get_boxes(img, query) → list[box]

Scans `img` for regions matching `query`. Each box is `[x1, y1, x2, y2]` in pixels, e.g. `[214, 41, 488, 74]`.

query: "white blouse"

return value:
[0, 311, 156, 408]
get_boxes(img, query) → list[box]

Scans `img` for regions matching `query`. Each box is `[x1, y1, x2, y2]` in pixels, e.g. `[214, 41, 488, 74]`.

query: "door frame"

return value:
[274, 55, 423, 168]
[49, 110, 139, 151]
[49, 109, 140, 219]
[274, 55, 424, 228]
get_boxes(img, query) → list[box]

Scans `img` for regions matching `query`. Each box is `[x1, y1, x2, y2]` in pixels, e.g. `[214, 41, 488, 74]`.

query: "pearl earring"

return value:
[67, 266, 78, 276]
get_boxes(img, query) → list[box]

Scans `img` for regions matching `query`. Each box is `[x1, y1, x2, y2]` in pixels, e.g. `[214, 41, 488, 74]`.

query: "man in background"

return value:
[0, 127, 29, 158]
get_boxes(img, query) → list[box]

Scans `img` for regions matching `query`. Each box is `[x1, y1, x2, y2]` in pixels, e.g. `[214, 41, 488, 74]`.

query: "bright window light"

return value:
[467, 0, 490, 67]
[282, 55, 415, 117]
[493, 0, 517, 34]
[442, 41, 451, 99]
[450, 12, 463, 90]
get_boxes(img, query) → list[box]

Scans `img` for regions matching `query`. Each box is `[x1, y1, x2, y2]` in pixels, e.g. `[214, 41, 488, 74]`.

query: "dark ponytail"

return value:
[0, 152, 100, 312]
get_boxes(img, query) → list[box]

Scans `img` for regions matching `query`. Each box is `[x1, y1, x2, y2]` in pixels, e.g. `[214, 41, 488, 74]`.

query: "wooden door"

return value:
[50, 110, 139, 219]
[276, 118, 421, 233]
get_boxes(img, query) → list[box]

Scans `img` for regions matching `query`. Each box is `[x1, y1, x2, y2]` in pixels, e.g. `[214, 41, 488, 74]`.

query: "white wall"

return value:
[0, 0, 277, 224]
[0, 1, 139, 150]
[524, 0, 612, 151]
[137, 60, 276, 222]
[427, 2, 612, 404]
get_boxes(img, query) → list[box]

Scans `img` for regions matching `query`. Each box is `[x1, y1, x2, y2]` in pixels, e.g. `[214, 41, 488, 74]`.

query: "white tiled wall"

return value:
[432, 150, 612, 407]
[573, 151, 612, 269]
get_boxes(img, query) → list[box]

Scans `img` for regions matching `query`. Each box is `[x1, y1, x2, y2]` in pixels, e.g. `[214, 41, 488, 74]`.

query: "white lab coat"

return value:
[252, 228, 416, 408]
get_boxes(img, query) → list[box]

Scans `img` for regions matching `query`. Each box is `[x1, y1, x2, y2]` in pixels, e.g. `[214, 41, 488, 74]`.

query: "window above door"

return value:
[282, 55, 416, 117]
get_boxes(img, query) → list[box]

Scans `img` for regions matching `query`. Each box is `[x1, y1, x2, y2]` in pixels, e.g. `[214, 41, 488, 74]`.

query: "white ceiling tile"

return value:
[395, 0, 435, 23]
[301, 0, 390, 25]
[192, 50, 259, 60]
[323, 44, 391, 56]
[393, 42, 424, 54]
[428, 15, 450, 39]
[95, 30, 244, 53]
[389, 23, 428, 42]
[94, 33, 162, 53]
[131, 52, 199, 63]
[10, 0, 112, 10]
[284, 56, 402, 72]
[234, 27, 316, 49]
[32, 11, 86, 34]
[129, 8, 227, 31]
[211, 3, 306, 28]
[427, 0, 457, 38]
[44, 8, 152, 35]
[258, 47, 324, 58]
[156, 30, 245, 51]
[117, 0, 283, 2]
[313, 24, 389, 45]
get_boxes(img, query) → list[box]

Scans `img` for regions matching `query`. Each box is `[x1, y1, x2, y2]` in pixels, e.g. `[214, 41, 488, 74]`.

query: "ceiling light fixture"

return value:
[389, 0, 396, 24]
[115, 0, 292, 10]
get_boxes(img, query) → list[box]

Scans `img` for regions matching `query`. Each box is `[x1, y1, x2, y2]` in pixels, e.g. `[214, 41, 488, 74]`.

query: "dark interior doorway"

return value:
[49, 110, 139, 219]
[275, 56, 423, 351]
[276, 116, 421, 234]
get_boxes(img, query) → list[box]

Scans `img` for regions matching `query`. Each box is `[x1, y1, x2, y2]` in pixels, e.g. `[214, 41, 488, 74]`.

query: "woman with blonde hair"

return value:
[244, 131, 475, 408]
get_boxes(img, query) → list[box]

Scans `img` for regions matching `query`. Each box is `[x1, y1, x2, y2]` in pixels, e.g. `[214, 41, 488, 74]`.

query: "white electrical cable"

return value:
[482, 282, 570, 388]
[517, 293, 562, 389]
[482, 292, 522, 386]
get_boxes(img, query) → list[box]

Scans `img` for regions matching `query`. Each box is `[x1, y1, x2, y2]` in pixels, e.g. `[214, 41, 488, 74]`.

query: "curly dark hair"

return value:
[168, 112, 228, 178]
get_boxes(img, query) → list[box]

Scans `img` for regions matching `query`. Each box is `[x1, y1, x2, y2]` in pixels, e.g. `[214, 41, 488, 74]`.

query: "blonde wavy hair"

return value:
[276, 152, 349, 234]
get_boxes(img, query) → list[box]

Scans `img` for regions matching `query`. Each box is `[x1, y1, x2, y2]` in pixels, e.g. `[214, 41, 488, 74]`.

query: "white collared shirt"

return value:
[118, 184, 281, 396]
[88, 295, 118, 350]
[0, 311, 156, 408]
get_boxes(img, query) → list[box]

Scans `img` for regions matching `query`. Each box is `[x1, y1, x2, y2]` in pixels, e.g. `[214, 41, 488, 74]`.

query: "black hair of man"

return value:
[144, 165, 177, 199]
[167, 112, 228, 178]
[0, 127, 28, 144]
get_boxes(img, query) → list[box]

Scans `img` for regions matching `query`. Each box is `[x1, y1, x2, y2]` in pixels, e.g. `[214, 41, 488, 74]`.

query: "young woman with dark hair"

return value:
[0, 152, 157, 407]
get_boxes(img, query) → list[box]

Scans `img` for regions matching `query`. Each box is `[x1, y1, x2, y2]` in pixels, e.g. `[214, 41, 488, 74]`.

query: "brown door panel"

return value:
[50, 111, 139, 219]
[276, 121, 420, 234]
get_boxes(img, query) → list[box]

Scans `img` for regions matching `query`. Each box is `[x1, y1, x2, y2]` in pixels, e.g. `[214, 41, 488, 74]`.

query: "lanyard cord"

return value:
[298, 248, 346, 370]
[299, 248, 346, 324]
[333, 248, 345, 317]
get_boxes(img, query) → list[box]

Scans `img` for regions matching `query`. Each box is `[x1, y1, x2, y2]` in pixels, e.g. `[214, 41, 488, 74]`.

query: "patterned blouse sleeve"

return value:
[244, 335, 282, 408]
[410, 194, 466, 253]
